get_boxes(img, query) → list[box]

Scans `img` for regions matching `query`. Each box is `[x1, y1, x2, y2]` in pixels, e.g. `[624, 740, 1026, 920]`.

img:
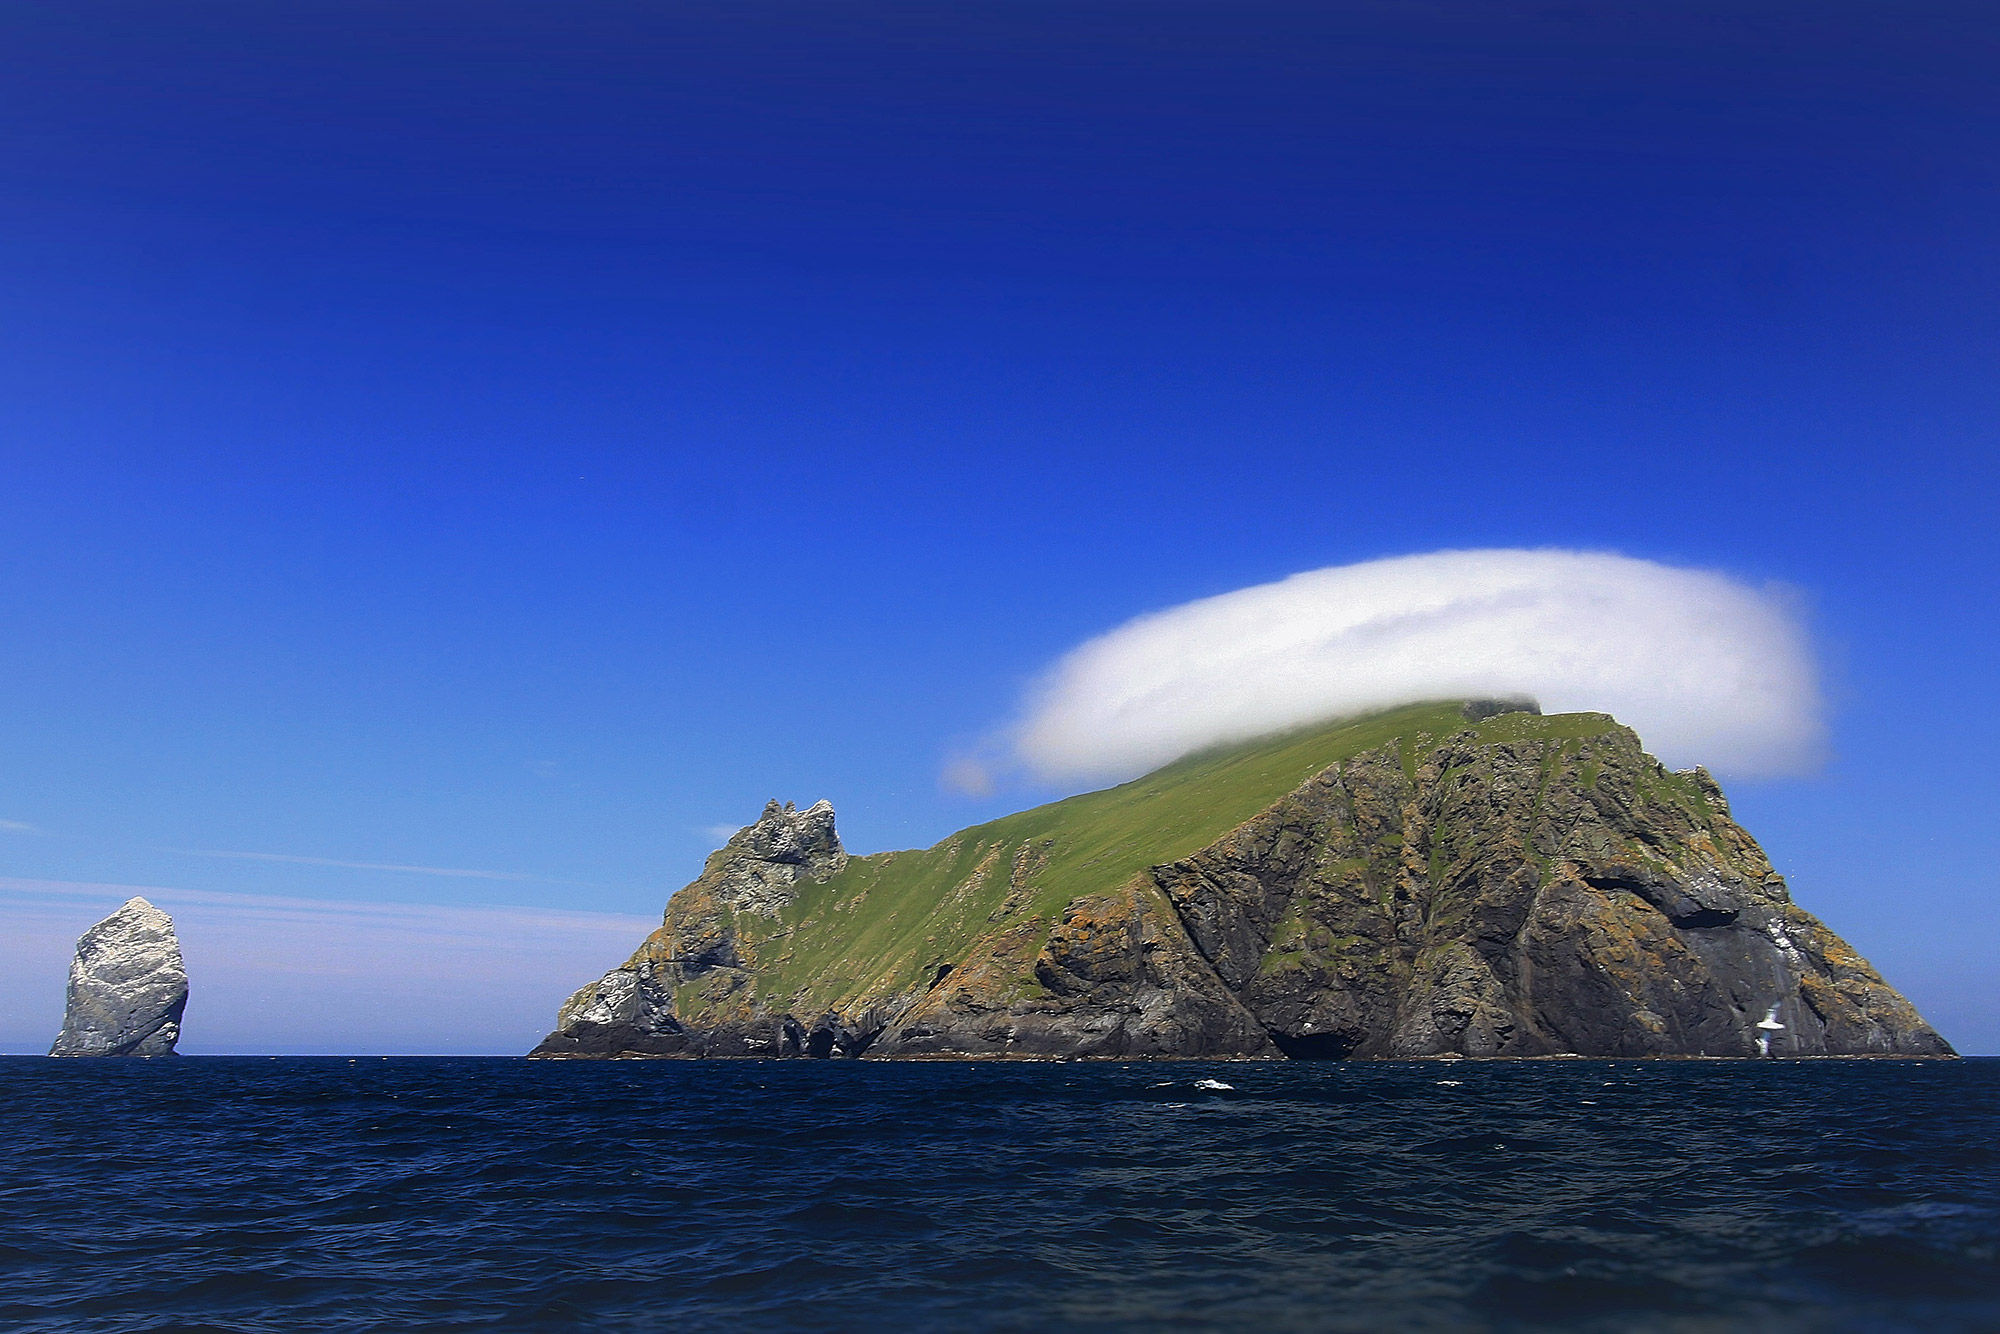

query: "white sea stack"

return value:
[49, 897, 189, 1057]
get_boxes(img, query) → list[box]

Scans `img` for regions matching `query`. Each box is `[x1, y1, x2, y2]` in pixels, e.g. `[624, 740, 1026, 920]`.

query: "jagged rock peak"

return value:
[50, 897, 189, 1058]
[705, 797, 846, 914]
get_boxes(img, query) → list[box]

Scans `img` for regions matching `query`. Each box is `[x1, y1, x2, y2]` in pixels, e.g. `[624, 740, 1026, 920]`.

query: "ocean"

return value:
[2, 1056, 1995, 1331]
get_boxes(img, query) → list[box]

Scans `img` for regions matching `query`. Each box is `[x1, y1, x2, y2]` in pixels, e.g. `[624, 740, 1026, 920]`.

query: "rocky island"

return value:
[50, 896, 189, 1057]
[533, 702, 1951, 1060]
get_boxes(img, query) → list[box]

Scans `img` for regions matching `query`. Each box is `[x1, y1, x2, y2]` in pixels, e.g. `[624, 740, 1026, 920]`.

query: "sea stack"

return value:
[50, 897, 189, 1057]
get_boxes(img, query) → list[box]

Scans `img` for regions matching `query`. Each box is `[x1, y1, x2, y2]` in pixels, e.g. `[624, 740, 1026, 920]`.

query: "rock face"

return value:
[700, 799, 846, 915]
[533, 800, 848, 1057]
[532, 705, 1952, 1061]
[50, 897, 188, 1057]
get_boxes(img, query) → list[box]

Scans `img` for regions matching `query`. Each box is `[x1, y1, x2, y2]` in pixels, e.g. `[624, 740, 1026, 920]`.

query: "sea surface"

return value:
[2, 1057, 1996, 1332]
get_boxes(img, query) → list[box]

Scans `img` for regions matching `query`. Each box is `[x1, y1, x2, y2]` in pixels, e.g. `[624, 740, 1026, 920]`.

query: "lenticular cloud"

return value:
[1011, 550, 1820, 784]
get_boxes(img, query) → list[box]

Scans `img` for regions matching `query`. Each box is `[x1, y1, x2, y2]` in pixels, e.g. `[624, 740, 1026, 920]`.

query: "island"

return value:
[533, 702, 1951, 1060]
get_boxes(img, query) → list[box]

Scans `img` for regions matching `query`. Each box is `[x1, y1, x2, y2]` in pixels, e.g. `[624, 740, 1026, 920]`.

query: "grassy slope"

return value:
[726, 702, 1631, 1016]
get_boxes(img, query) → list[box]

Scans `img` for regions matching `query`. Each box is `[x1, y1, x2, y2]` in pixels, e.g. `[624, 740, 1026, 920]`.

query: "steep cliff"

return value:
[532, 703, 1951, 1060]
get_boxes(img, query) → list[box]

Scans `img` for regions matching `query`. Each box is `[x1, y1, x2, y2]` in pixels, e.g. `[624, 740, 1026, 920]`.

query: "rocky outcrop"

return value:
[531, 800, 847, 1057]
[50, 897, 188, 1057]
[532, 708, 1952, 1060]
[702, 799, 845, 915]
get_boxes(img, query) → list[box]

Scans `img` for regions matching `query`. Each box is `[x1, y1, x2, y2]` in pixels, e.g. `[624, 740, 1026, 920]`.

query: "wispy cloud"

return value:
[988, 549, 1821, 786]
[938, 758, 995, 799]
[0, 876, 656, 1054]
[0, 818, 38, 834]
[167, 848, 536, 880]
[697, 824, 743, 844]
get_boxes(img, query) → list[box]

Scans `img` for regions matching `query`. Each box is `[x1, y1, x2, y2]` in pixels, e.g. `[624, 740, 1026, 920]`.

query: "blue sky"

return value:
[2, 2, 1995, 1052]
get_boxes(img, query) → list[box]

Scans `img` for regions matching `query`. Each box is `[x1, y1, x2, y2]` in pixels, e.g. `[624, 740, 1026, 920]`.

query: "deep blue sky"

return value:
[2, 2, 1995, 1051]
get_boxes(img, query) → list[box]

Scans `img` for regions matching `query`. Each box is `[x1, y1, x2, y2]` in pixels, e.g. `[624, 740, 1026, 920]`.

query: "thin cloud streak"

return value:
[168, 848, 536, 881]
[0, 818, 38, 833]
[0, 877, 651, 934]
[1002, 549, 1821, 785]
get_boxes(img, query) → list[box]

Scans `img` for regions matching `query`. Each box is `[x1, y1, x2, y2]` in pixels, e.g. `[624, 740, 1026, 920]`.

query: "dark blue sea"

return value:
[2, 1057, 1996, 1331]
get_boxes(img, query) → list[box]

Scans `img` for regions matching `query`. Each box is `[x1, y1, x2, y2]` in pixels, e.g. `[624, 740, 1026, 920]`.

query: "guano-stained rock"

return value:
[50, 897, 188, 1057]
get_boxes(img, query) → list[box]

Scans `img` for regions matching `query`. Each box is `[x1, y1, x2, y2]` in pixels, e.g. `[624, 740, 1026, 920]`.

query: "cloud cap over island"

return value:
[1004, 549, 1820, 785]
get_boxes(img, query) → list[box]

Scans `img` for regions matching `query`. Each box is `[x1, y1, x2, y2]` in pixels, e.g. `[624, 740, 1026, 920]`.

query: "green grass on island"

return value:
[722, 701, 1640, 1017]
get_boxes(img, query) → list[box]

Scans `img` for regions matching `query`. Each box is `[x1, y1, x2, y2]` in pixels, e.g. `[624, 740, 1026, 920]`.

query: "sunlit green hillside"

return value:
[725, 701, 1624, 1015]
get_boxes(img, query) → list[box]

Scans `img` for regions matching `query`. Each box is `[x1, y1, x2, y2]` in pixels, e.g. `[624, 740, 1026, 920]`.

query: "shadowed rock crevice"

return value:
[1266, 1029, 1362, 1059]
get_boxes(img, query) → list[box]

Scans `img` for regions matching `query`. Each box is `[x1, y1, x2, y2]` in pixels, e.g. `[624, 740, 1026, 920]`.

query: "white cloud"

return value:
[0, 877, 654, 1055]
[1008, 549, 1820, 784]
[0, 818, 38, 834]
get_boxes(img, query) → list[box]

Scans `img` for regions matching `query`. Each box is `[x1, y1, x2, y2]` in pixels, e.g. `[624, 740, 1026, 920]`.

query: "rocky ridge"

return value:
[532, 704, 1951, 1061]
[50, 897, 189, 1057]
